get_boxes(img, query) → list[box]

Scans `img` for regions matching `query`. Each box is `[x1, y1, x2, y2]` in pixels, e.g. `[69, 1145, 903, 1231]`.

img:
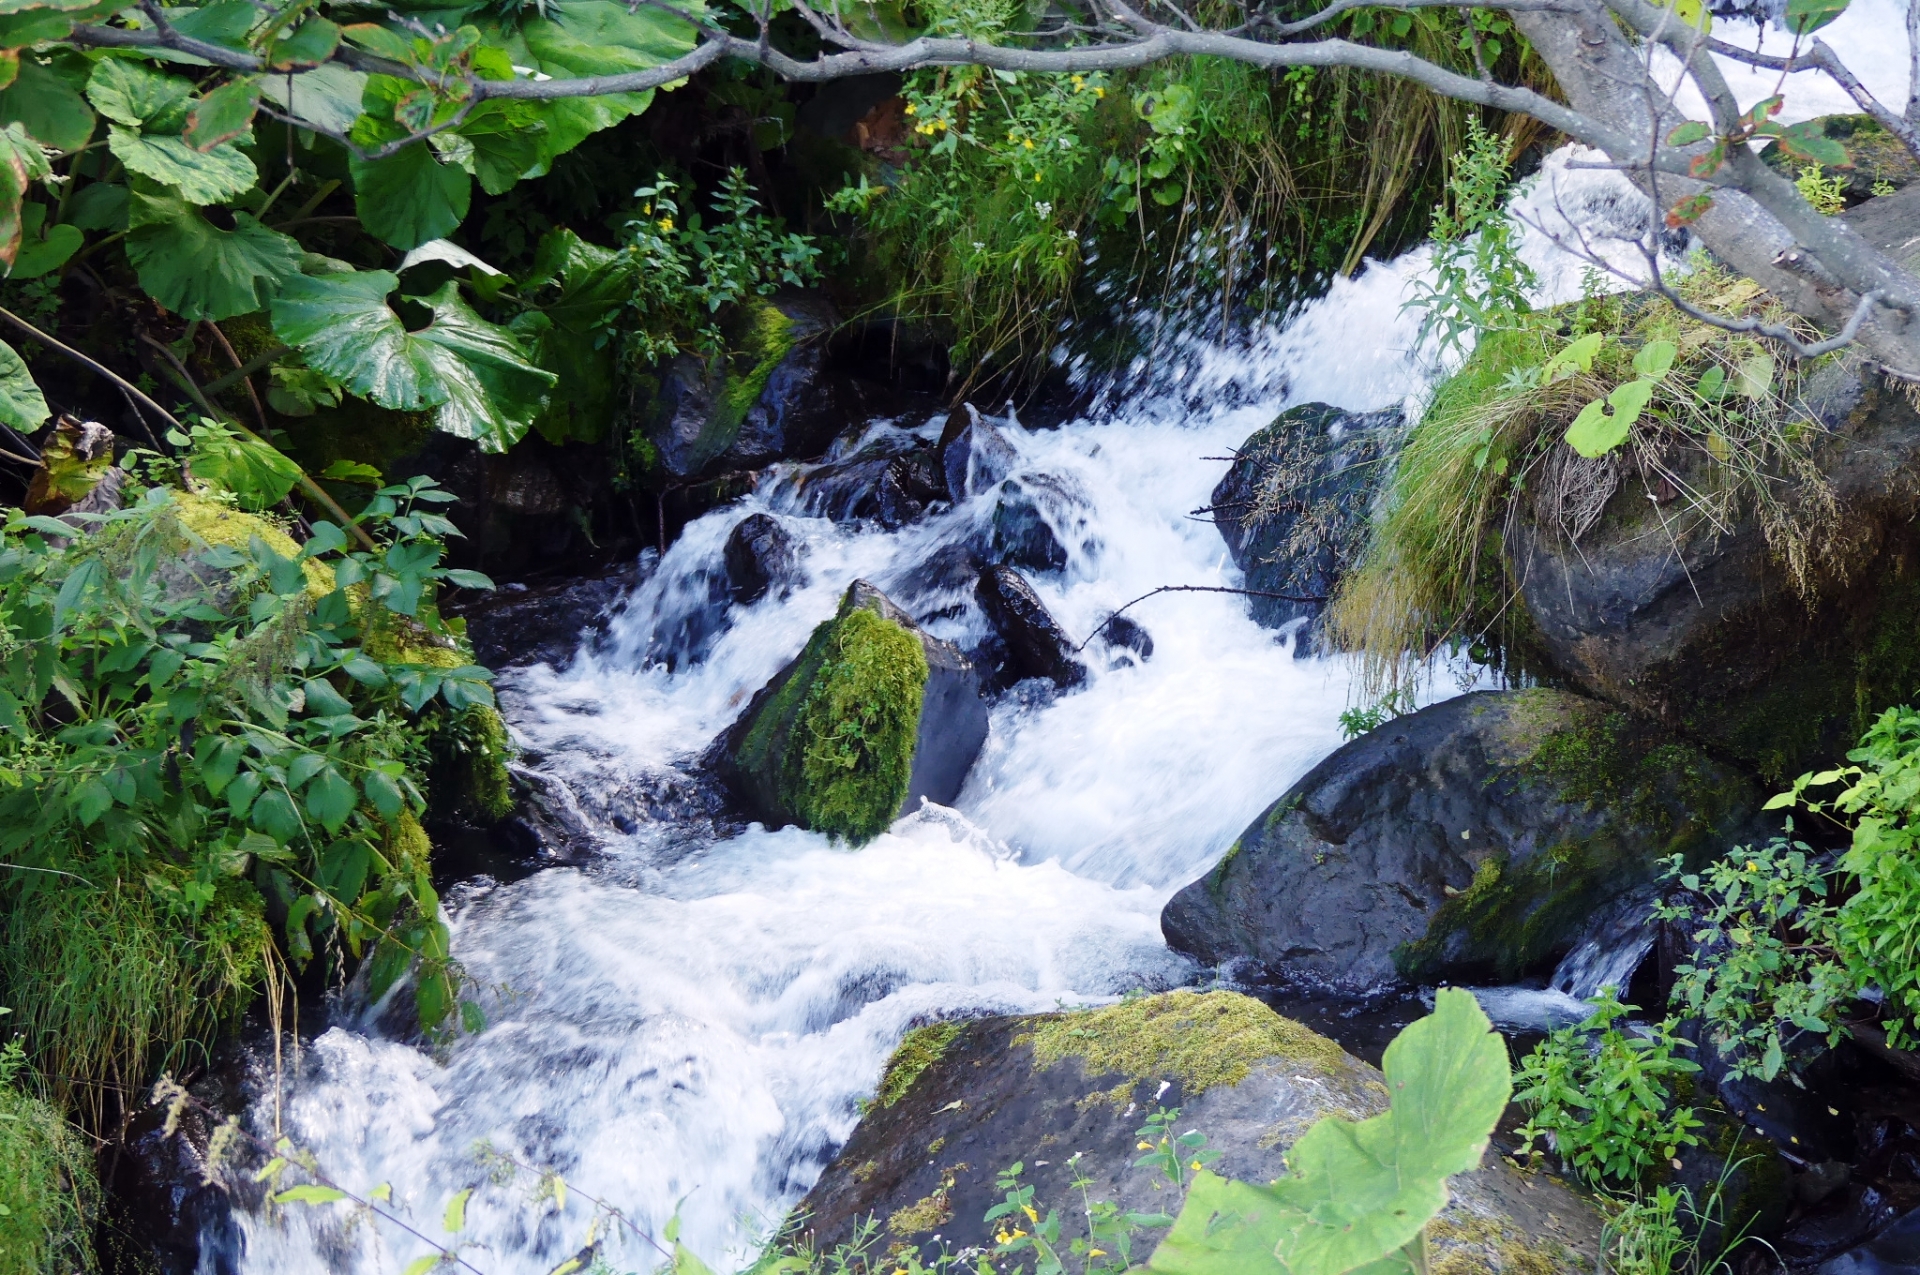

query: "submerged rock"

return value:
[1210, 402, 1401, 633]
[724, 513, 801, 605]
[720, 580, 987, 842]
[974, 565, 1086, 688]
[939, 402, 1017, 500]
[797, 990, 1601, 1271]
[988, 474, 1088, 574]
[1095, 613, 1154, 666]
[1161, 689, 1764, 992]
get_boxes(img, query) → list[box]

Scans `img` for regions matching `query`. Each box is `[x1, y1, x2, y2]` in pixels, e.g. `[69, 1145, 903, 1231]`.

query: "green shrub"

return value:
[0, 1045, 99, 1275]
[1514, 990, 1702, 1188]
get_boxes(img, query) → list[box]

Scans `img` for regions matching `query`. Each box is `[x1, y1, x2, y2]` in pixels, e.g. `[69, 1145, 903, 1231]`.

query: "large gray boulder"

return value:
[1161, 689, 1763, 991]
[796, 991, 1602, 1272]
[1210, 403, 1402, 633]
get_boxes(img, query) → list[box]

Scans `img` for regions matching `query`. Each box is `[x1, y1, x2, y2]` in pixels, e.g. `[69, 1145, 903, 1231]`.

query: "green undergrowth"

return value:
[0, 1054, 100, 1275]
[832, 10, 1553, 387]
[1332, 260, 1839, 697]
[734, 594, 928, 845]
[872, 1021, 966, 1110]
[1022, 990, 1347, 1096]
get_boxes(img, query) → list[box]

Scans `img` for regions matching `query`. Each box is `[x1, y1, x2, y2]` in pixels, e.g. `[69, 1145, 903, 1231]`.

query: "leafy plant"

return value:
[1403, 116, 1537, 357]
[1654, 837, 1850, 1081]
[1147, 987, 1509, 1275]
[1513, 989, 1702, 1187]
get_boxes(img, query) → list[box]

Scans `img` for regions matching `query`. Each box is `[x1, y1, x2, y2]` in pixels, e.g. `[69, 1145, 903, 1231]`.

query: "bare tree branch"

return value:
[1704, 33, 1920, 156]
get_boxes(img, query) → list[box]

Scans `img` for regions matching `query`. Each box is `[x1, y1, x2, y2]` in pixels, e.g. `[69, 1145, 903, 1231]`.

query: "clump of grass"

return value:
[873, 1021, 966, 1110]
[0, 879, 271, 1127]
[0, 1047, 99, 1275]
[1331, 261, 1840, 698]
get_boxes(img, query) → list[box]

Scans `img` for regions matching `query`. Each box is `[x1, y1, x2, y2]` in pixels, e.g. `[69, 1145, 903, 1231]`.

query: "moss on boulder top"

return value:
[722, 580, 986, 845]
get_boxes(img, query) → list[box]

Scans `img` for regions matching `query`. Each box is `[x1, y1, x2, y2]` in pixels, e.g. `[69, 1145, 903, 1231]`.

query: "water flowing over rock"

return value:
[987, 474, 1089, 574]
[453, 559, 646, 670]
[1161, 689, 1765, 991]
[720, 580, 987, 839]
[1210, 402, 1402, 634]
[974, 565, 1086, 688]
[939, 402, 1017, 500]
[798, 991, 1601, 1271]
[724, 512, 802, 604]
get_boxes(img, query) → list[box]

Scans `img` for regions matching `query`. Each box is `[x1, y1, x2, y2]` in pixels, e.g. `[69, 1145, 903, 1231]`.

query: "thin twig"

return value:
[1075, 584, 1327, 651]
[0, 305, 185, 437]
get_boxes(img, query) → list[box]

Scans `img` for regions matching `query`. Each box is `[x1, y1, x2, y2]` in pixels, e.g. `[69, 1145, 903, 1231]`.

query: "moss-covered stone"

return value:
[873, 1022, 964, 1110]
[728, 586, 929, 845]
[1023, 990, 1346, 1094]
[170, 490, 336, 597]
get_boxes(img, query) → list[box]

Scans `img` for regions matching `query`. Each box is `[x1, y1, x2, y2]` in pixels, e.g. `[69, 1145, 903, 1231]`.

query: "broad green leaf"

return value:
[340, 21, 414, 62]
[1667, 121, 1710, 146]
[87, 58, 193, 131]
[362, 769, 405, 817]
[250, 788, 303, 841]
[272, 271, 554, 451]
[455, 102, 546, 196]
[403, 1257, 442, 1275]
[12, 213, 82, 279]
[1734, 351, 1775, 399]
[351, 143, 470, 250]
[0, 123, 50, 270]
[1632, 339, 1677, 380]
[1540, 331, 1603, 383]
[0, 338, 48, 431]
[185, 426, 302, 509]
[65, 181, 127, 231]
[1783, 0, 1847, 33]
[444, 1187, 472, 1233]
[1769, 120, 1849, 169]
[0, 58, 95, 151]
[0, 8, 85, 45]
[522, 228, 632, 442]
[186, 76, 262, 150]
[260, 65, 366, 135]
[166, 1, 257, 47]
[269, 18, 342, 69]
[126, 188, 302, 320]
[521, 0, 698, 79]
[1665, 0, 1709, 31]
[1148, 1172, 1290, 1275]
[305, 766, 358, 832]
[1565, 380, 1656, 459]
[274, 1185, 349, 1205]
[109, 125, 257, 204]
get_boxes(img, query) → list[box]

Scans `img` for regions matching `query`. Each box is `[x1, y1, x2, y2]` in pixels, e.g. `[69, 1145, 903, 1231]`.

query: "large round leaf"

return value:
[0, 58, 95, 152]
[271, 270, 555, 452]
[109, 125, 257, 204]
[126, 188, 303, 320]
[0, 338, 49, 432]
[350, 143, 470, 250]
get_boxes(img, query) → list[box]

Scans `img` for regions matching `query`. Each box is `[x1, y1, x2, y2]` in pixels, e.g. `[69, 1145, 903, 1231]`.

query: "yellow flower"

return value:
[1747, 861, 1758, 871]
[1070, 75, 1085, 90]
[1094, 87, 1106, 98]
[1022, 1205, 1039, 1224]
[904, 102, 917, 115]
[1088, 1251, 1106, 1259]
[657, 217, 673, 232]
[1022, 138, 1034, 149]
[1137, 1141, 1153, 1151]
[1191, 1160, 1203, 1171]
[1033, 172, 1043, 181]
[935, 119, 947, 130]
[996, 1232, 1011, 1245]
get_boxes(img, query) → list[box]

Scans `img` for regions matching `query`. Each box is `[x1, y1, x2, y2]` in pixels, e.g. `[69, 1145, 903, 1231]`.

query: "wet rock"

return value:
[451, 557, 647, 670]
[1667, 1101, 1793, 1249]
[1823, 1205, 1920, 1275]
[1161, 689, 1765, 993]
[720, 580, 987, 842]
[939, 402, 1017, 501]
[797, 990, 1602, 1271]
[975, 565, 1086, 688]
[791, 447, 946, 529]
[1503, 336, 1920, 782]
[724, 513, 801, 605]
[988, 474, 1087, 574]
[1094, 613, 1153, 665]
[645, 293, 843, 480]
[1210, 402, 1401, 632]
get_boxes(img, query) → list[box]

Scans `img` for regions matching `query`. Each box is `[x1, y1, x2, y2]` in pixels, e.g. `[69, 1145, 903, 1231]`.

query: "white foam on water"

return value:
[225, 146, 1670, 1275]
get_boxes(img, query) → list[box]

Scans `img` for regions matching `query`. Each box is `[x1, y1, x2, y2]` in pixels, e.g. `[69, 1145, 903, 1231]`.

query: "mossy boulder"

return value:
[720, 580, 987, 844]
[1161, 689, 1766, 991]
[646, 292, 843, 481]
[796, 991, 1602, 1272]
[1505, 358, 1920, 783]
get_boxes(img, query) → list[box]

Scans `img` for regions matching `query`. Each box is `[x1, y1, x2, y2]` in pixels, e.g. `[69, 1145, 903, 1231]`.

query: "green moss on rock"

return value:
[732, 592, 928, 845]
[1024, 990, 1345, 1094]
[874, 1022, 964, 1110]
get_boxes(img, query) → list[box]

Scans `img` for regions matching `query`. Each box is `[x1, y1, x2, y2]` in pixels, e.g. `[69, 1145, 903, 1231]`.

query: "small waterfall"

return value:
[217, 146, 1677, 1274]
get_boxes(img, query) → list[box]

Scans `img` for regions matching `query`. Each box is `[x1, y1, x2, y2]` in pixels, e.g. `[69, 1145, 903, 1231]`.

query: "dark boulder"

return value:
[1161, 689, 1765, 993]
[796, 991, 1602, 1270]
[720, 580, 987, 841]
[1095, 613, 1153, 665]
[1505, 359, 1920, 782]
[450, 558, 646, 670]
[724, 513, 801, 605]
[988, 474, 1088, 574]
[975, 565, 1086, 688]
[789, 445, 947, 529]
[939, 402, 1017, 501]
[1209, 402, 1402, 632]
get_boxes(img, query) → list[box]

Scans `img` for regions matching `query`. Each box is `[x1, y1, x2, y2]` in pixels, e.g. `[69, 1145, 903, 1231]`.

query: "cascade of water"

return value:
[214, 145, 1738, 1274]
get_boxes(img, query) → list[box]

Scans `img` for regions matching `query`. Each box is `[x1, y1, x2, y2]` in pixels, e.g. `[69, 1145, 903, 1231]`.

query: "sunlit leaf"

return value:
[1783, 0, 1847, 34]
[185, 424, 303, 510]
[274, 1185, 349, 1205]
[86, 57, 192, 130]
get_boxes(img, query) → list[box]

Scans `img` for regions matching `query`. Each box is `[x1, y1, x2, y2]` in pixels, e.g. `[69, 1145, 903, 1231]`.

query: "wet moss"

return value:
[734, 593, 928, 845]
[1429, 1212, 1584, 1275]
[1023, 990, 1346, 1095]
[888, 1192, 952, 1238]
[170, 490, 335, 597]
[873, 1022, 965, 1110]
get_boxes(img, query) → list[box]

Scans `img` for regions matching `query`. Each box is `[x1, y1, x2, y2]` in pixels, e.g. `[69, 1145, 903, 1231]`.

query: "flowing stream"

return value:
[213, 29, 1898, 1257]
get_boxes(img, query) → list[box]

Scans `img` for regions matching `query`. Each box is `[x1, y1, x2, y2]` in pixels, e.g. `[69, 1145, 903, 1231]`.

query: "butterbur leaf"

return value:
[0, 338, 48, 431]
[126, 189, 302, 320]
[1147, 1172, 1291, 1275]
[403, 1257, 442, 1275]
[1565, 380, 1656, 458]
[1695, 365, 1727, 400]
[1633, 339, 1677, 380]
[109, 126, 256, 204]
[271, 270, 554, 451]
[0, 60, 95, 152]
[185, 425, 303, 509]
[340, 22, 415, 61]
[0, 122, 50, 270]
[350, 143, 470, 250]
[1666, 121, 1710, 147]
[444, 1187, 472, 1233]
[185, 77, 262, 151]
[10, 202, 82, 279]
[86, 58, 192, 130]
[1784, 0, 1847, 33]
[1540, 332, 1603, 383]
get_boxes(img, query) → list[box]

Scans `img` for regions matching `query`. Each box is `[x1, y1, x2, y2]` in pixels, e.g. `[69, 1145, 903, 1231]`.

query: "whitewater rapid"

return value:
[217, 115, 1848, 1272]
